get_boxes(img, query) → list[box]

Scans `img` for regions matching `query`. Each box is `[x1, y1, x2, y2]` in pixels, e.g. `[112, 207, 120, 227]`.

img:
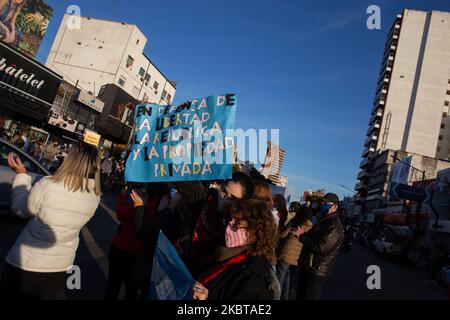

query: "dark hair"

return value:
[289, 201, 301, 212]
[232, 172, 255, 199]
[145, 182, 170, 199]
[291, 205, 314, 228]
[230, 199, 277, 264]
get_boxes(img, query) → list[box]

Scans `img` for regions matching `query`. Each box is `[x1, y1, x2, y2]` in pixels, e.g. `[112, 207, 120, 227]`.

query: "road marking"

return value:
[100, 201, 120, 225]
[80, 226, 108, 278]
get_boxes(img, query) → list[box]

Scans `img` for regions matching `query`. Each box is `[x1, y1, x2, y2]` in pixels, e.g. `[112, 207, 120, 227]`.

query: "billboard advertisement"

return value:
[0, 0, 53, 57]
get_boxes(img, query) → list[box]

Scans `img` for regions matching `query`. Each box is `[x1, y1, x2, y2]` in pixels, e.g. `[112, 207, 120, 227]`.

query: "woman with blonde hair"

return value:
[0, 142, 102, 300]
[253, 181, 280, 227]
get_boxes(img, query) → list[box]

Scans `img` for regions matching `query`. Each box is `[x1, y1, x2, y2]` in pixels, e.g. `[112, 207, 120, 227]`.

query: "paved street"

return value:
[323, 244, 448, 300]
[0, 191, 448, 300]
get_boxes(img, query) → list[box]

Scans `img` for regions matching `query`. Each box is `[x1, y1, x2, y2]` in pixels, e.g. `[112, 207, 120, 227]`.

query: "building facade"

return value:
[45, 14, 176, 104]
[261, 142, 286, 185]
[358, 149, 450, 213]
[357, 9, 450, 204]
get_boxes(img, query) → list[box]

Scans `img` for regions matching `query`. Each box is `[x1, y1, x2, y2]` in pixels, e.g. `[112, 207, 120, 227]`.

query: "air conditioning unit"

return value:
[140, 78, 144, 82]
[145, 82, 149, 86]
[154, 91, 158, 95]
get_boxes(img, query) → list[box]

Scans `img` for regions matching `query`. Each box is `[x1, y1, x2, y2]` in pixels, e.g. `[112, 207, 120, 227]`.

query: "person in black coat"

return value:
[297, 193, 344, 300]
[191, 199, 280, 300]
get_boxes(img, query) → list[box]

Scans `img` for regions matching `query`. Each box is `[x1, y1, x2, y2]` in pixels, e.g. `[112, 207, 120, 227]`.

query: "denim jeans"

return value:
[276, 261, 291, 300]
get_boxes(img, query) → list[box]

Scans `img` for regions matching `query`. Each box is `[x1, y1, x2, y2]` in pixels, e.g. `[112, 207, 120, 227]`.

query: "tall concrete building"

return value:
[45, 14, 176, 104]
[356, 9, 450, 202]
[261, 142, 286, 185]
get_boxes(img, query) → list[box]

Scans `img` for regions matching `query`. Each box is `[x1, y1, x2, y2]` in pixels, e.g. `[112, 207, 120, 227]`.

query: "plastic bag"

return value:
[149, 230, 194, 300]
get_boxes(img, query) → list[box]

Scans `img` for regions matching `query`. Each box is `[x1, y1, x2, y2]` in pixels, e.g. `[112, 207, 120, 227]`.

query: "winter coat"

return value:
[299, 213, 344, 278]
[205, 255, 280, 300]
[6, 173, 100, 272]
[277, 219, 313, 266]
[111, 193, 145, 255]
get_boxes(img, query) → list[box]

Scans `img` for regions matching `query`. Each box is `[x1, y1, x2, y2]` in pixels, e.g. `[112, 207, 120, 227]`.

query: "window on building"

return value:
[444, 112, 448, 118]
[447, 90, 450, 95]
[161, 89, 167, 100]
[448, 79, 450, 84]
[167, 93, 172, 103]
[437, 147, 441, 153]
[118, 76, 126, 87]
[144, 73, 150, 82]
[441, 123, 446, 129]
[153, 81, 159, 90]
[136, 39, 140, 45]
[126, 55, 134, 68]
[445, 101, 449, 106]
[139, 67, 145, 77]
[439, 135, 443, 141]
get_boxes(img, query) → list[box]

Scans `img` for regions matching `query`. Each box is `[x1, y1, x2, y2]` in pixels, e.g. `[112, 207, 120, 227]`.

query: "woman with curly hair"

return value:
[191, 199, 280, 300]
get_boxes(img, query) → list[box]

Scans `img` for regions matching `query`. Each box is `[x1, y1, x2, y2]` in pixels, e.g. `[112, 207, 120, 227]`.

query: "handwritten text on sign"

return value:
[125, 94, 236, 182]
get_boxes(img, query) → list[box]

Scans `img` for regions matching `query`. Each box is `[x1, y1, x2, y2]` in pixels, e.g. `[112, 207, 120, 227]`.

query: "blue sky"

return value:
[36, 0, 450, 201]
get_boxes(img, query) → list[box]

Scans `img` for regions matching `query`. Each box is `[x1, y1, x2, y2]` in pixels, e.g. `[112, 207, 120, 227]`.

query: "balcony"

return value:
[369, 108, 383, 124]
[357, 169, 370, 179]
[361, 146, 375, 158]
[367, 120, 381, 135]
[376, 77, 390, 94]
[355, 182, 368, 191]
[359, 158, 371, 168]
[365, 133, 378, 146]
[386, 19, 402, 41]
[382, 44, 397, 63]
[380, 54, 395, 74]
[372, 98, 386, 113]
[374, 87, 388, 105]
[384, 34, 399, 52]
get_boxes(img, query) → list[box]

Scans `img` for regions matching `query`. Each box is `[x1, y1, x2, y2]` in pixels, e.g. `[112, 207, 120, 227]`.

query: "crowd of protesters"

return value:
[0, 135, 345, 301]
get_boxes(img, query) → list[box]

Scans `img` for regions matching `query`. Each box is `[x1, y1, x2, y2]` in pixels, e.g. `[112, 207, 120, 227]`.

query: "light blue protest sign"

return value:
[125, 94, 236, 182]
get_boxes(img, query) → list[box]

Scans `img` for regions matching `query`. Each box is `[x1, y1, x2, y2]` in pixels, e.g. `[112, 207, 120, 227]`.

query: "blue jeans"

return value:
[276, 261, 291, 300]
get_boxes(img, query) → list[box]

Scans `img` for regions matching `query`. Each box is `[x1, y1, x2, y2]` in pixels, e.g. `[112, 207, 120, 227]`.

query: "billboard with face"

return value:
[0, 0, 53, 57]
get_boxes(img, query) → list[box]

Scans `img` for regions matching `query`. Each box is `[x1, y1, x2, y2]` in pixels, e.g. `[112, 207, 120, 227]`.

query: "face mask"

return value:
[225, 224, 249, 248]
[319, 203, 333, 216]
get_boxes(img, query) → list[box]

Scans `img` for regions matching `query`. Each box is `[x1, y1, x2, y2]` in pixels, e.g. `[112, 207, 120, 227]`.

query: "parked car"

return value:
[372, 238, 403, 258]
[0, 138, 50, 216]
